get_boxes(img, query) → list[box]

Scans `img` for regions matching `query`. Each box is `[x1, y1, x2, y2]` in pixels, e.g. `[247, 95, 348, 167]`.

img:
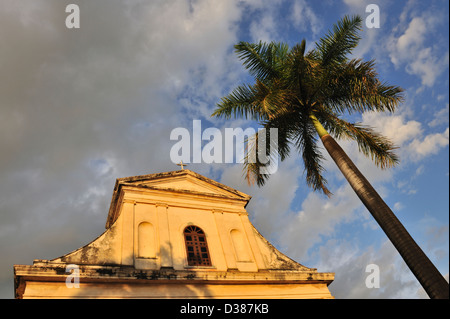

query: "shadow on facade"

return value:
[65, 242, 215, 299]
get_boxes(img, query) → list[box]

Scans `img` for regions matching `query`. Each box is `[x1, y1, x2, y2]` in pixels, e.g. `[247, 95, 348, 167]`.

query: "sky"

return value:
[0, 0, 448, 299]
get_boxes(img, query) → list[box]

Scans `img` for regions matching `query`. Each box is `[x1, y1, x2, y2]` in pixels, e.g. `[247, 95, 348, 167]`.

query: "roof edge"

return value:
[105, 169, 252, 228]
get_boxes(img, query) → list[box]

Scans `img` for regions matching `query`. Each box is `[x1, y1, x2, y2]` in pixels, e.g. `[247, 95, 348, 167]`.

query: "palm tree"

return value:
[212, 15, 448, 299]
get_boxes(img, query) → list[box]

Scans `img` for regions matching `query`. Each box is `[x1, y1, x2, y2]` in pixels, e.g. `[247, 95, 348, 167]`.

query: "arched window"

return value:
[184, 226, 211, 266]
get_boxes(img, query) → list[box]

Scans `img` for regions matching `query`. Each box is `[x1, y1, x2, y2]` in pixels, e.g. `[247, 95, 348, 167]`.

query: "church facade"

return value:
[14, 169, 334, 298]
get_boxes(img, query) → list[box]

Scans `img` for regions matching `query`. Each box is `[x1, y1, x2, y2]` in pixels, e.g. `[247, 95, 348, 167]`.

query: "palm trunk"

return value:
[310, 115, 449, 299]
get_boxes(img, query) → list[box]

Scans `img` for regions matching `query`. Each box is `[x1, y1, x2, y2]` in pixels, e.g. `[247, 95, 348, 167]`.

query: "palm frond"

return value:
[293, 115, 332, 196]
[314, 15, 362, 66]
[234, 41, 288, 81]
[319, 111, 399, 169]
[262, 114, 297, 161]
[284, 39, 311, 102]
[212, 84, 259, 120]
[243, 127, 282, 186]
[320, 58, 404, 114]
[212, 14, 403, 196]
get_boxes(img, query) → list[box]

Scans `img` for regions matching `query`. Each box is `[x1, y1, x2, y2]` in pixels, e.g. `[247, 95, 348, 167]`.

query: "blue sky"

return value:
[0, 0, 448, 298]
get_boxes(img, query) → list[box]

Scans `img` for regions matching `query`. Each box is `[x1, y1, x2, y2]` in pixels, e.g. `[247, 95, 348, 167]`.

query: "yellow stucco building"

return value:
[14, 169, 334, 298]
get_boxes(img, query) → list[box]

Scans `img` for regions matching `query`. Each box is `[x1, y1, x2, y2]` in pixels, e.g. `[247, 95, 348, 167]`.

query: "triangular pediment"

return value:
[106, 170, 252, 228]
[118, 170, 250, 200]
[106, 169, 251, 228]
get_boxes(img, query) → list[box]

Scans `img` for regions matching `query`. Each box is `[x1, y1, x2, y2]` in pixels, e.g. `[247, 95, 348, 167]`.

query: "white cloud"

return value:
[408, 127, 449, 158]
[387, 7, 448, 87]
[362, 112, 422, 146]
[429, 104, 449, 127]
[407, 48, 449, 87]
[290, 0, 322, 37]
[394, 17, 427, 59]
[319, 240, 424, 298]
[243, 0, 321, 43]
[249, 11, 278, 43]
[361, 111, 449, 161]
[342, 0, 366, 8]
[0, 0, 245, 297]
[278, 183, 364, 260]
[0, 0, 246, 176]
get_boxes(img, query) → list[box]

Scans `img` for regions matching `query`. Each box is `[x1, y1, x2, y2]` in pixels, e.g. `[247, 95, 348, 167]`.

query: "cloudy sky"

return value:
[1, 0, 448, 299]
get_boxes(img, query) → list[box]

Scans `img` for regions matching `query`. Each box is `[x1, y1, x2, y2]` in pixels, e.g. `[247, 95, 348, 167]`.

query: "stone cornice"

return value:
[14, 262, 335, 286]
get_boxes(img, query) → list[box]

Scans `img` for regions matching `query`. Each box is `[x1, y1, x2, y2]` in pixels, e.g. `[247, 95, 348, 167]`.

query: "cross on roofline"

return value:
[177, 161, 187, 170]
